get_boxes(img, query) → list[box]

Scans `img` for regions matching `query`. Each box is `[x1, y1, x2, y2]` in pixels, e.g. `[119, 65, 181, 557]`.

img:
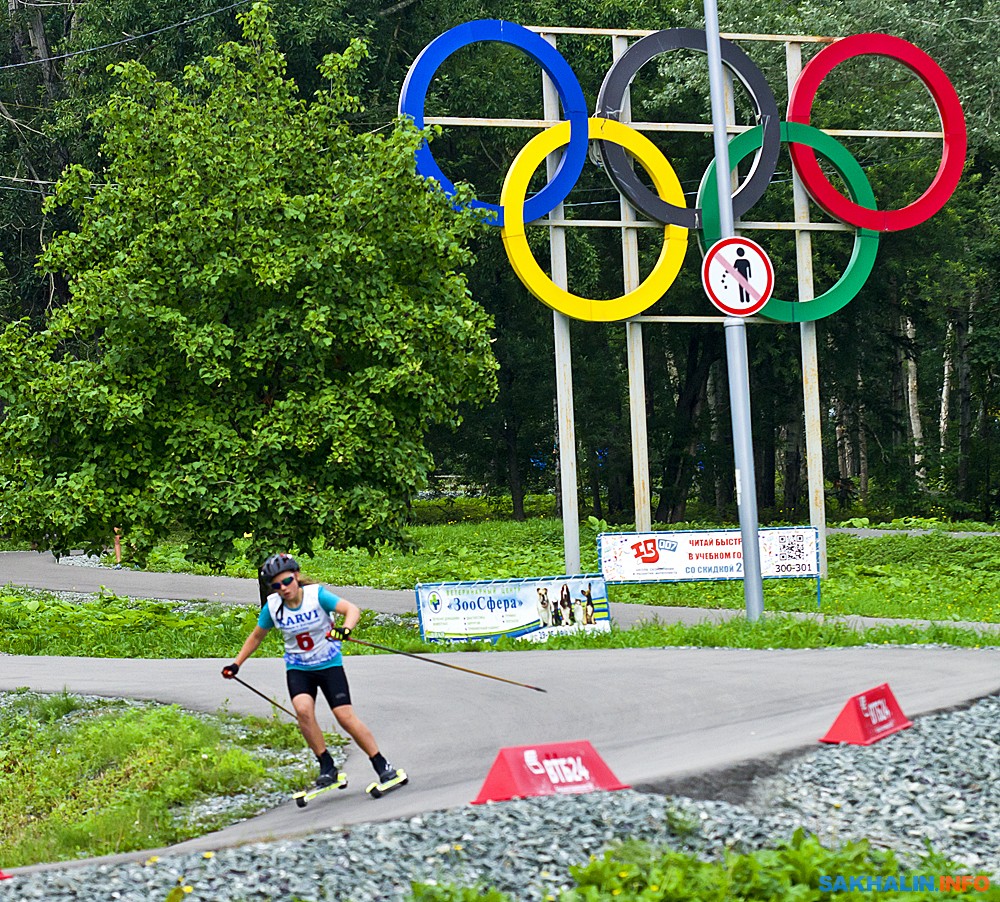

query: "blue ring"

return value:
[398, 19, 588, 227]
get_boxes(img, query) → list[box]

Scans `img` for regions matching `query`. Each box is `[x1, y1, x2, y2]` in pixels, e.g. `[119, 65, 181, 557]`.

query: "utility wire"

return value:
[0, 0, 254, 72]
[0, 175, 59, 185]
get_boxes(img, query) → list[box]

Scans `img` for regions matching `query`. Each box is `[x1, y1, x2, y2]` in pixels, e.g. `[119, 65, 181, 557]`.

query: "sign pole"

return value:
[703, 0, 765, 621]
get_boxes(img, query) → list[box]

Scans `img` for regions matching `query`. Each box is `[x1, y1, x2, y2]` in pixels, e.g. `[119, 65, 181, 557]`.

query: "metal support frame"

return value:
[420, 26, 930, 578]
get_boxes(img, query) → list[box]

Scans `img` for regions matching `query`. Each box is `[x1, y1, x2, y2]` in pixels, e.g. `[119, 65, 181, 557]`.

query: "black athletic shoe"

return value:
[317, 762, 339, 788]
[377, 763, 401, 784]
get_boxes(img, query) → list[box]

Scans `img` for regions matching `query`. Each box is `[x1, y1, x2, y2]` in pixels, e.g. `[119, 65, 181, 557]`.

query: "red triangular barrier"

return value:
[0, 870, 13, 880]
[819, 682, 913, 745]
[472, 740, 629, 804]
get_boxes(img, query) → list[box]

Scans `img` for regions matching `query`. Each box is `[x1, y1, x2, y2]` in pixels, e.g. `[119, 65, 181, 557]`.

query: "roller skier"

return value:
[223, 553, 407, 804]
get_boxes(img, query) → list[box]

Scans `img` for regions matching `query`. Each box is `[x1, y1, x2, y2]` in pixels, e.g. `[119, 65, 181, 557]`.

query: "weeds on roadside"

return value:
[0, 589, 260, 658]
[407, 831, 998, 901]
[0, 689, 338, 867]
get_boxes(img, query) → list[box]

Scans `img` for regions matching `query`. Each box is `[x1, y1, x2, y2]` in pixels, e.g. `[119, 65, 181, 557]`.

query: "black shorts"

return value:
[287, 666, 352, 710]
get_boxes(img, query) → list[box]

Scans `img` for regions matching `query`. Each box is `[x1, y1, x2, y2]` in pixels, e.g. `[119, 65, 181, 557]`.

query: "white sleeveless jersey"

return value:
[264, 584, 343, 670]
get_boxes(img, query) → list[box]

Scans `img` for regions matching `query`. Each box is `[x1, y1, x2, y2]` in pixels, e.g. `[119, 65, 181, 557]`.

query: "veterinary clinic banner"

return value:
[599, 527, 820, 583]
[415, 575, 611, 643]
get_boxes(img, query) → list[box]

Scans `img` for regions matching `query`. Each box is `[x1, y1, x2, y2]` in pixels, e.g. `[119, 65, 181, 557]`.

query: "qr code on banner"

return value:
[777, 533, 805, 561]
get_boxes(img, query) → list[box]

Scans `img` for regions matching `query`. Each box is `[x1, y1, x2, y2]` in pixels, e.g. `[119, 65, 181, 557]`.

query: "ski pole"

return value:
[344, 635, 547, 693]
[230, 674, 300, 720]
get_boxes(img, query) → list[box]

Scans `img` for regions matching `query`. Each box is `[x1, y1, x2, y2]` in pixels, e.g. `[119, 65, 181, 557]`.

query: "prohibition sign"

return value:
[701, 237, 774, 316]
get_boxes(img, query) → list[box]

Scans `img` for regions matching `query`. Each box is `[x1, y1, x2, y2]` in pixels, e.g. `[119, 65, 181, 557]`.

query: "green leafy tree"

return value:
[0, 3, 497, 565]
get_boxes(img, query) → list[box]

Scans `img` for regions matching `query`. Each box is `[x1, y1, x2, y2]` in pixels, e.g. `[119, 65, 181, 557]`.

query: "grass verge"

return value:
[0, 689, 343, 867]
[135, 522, 1000, 625]
[0, 589, 995, 659]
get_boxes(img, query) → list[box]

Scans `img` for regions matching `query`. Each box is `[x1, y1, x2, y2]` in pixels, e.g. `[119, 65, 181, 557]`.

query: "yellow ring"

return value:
[500, 117, 689, 322]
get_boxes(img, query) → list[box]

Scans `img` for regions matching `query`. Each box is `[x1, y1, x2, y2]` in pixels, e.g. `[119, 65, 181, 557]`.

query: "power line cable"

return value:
[0, 0, 254, 72]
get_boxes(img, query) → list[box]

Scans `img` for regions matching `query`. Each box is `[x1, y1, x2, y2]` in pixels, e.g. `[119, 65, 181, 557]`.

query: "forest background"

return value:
[0, 0, 999, 566]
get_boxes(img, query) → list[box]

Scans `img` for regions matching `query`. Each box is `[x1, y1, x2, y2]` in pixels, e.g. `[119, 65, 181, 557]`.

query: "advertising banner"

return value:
[416, 575, 610, 643]
[599, 527, 820, 583]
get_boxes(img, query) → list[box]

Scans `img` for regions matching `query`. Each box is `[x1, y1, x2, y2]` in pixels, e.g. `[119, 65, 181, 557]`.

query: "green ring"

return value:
[698, 121, 880, 323]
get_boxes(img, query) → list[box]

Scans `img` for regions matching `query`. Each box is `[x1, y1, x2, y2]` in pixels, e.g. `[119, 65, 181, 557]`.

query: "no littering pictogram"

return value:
[701, 236, 774, 316]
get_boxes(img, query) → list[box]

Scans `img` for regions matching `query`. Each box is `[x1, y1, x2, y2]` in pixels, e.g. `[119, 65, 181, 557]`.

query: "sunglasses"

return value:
[269, 575, 296, 590]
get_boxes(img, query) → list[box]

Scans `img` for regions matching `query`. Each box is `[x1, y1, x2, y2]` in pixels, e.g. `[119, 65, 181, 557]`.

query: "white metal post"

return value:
[785, 41, 829, 577]
[542, 33, 581, 575]
[626, 322, 650, 531]
[611, 33, 653, 533]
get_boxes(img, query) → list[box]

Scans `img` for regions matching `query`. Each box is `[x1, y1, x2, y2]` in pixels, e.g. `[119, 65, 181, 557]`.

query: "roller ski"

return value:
[292, 762, 347, 808]
[366, 766, 408, 799]
[292, 773, 347, 808]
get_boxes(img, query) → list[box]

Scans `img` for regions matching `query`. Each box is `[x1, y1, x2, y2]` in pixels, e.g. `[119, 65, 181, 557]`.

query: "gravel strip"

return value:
[2, 694, 996, 900]
[2, 585, 184, 608]
[54, 554, 113, 568]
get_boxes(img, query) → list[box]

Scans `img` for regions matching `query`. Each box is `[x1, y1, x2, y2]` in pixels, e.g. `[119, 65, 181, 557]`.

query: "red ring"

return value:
[787, 33, 966, 232]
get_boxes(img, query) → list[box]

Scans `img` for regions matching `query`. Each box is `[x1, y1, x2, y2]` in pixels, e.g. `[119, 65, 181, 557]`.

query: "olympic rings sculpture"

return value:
[398, 20, 967, 323]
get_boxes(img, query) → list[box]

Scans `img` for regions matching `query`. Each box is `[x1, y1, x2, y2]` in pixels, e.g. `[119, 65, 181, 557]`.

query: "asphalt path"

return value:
[1, 549, 999, 874]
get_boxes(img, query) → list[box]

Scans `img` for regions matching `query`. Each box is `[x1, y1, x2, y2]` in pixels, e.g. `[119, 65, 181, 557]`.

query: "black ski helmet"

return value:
[260, 553, 300, 582]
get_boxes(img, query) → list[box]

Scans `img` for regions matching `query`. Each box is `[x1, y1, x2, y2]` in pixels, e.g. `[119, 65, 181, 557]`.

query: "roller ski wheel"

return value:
[366, 768, 408, 799]
[293, 771, 347, 808]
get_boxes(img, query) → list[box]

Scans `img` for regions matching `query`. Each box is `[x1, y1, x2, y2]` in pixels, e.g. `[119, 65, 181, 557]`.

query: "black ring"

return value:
[595, 28, 780, 230]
